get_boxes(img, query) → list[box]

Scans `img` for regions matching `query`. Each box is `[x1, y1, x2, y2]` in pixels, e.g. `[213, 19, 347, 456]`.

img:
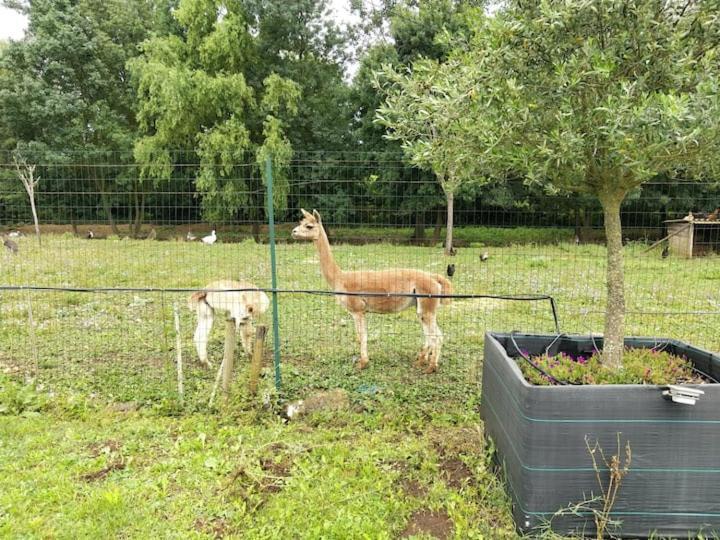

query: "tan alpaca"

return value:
[188, 280, 269, 367]
[292, 209, 451, 373]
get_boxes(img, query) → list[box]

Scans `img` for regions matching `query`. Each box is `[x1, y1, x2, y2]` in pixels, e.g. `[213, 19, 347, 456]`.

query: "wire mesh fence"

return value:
[1, 151, 719, 407]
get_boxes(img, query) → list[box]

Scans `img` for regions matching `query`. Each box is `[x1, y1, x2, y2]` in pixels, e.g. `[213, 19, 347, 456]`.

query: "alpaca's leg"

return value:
[415, 298, 437, 370]
[415, 306, 431, 369]
[426, 316, 443, 374]
[193, 302, 215, 367]
[416, 297, 442, 373]
[351, 311, 369, 369]
[417, 313, 436, 371]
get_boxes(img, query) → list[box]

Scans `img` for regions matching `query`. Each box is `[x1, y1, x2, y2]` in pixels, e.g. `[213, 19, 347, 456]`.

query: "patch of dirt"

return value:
[193, 517, 229, 539]
[400, 509, 453, 539]
[258, 455, 292, 493]
[86, 439, 122, 458]
[430, 426, 484, 456]
[439, 457, 474, 490]
[107, 401, 140, 413]
[429, 427, 482, 490]
[399, 478, 429, 498]
[80, 458, 125, 482]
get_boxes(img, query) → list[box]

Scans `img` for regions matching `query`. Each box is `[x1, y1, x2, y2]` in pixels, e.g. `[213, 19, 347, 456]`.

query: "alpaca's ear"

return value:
[300, 208, 312, 220]
[312, 209, 322, 222]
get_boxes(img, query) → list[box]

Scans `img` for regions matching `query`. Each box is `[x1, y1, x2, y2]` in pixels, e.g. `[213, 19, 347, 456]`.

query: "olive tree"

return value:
[376, 59, 486, 254]
[456, 1, 720, 367]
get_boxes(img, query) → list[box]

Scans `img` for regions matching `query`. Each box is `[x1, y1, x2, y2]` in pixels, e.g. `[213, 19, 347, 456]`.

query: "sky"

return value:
[0, 1, 358, 42]
[0, 6, 27, 41]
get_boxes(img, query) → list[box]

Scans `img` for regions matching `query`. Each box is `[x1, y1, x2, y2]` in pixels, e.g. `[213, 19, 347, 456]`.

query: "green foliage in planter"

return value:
[517, 348, 703, 386]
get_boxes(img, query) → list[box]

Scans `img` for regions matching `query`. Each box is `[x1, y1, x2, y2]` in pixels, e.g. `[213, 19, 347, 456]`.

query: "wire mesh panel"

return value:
[1, 151, 719, 406]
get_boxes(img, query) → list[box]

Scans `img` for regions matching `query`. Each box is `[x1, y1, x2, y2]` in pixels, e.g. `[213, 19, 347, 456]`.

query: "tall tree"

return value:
[0, 0, 169, 233]
[130, 0, 351, 223]
[453, 1, 720, 367]
[376, 58, 484, 254]
[350, 0, 481, 238]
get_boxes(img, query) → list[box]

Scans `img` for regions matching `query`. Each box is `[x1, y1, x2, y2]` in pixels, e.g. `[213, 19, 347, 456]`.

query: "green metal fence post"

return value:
[265, 156, 282, 390]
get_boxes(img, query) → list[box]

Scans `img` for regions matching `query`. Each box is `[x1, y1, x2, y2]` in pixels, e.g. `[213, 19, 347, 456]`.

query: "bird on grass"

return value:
[574, 235, 580, 245]
[8, 230, 22, 238]
[480, 251, 489, 262]
[446, 264, 455, 277]
[3, 238, 18, 254]
[661, 245, 669, 258]
[86, 230, 94, 239]
[186, 231, 197, 241]
[201, 230, 217, 245]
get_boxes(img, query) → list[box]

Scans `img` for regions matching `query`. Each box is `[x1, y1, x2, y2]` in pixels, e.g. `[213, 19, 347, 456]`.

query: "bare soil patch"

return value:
[400, 509, 453, 539]
[80, 458, 125, 482]
[86, 439, 122, 458]
[439, 456, 474, 490]
[193, 517, 229, 539]
[399, 478, 429, 498]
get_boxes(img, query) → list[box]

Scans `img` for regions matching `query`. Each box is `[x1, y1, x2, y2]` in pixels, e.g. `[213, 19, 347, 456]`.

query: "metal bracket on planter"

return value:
[662, 385, 704, 405]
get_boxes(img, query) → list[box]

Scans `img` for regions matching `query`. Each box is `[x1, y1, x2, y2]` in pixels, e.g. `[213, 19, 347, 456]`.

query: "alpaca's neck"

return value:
[315, 225, 341, 287]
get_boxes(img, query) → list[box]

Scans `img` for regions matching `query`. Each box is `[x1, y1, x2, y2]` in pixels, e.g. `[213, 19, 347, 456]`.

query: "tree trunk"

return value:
[28, 190, 41, 246]
[432, 207, 443, 244]
[599, 192, 626, 369]
[444, 191, 454, 255]
[132, 190, 146, 238]
[252, 221, 261, 243]
[97, 179, 119, 235]
[574, 208, 581, 240]
[412, 210, 425, 243]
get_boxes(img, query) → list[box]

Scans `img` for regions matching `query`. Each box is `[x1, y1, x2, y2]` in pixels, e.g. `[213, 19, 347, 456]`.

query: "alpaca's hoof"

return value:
[414, 348, 429, 369]
[356, 357, 369, 370]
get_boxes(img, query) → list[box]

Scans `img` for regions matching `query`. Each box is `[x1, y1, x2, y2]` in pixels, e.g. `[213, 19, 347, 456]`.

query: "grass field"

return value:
[1, 233, 719, 538]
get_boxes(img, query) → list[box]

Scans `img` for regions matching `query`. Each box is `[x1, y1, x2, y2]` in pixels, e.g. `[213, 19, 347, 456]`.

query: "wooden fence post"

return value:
[221, 319, 237, 399]
[172, 303, 184, 406]
[248, 326, 267, 396]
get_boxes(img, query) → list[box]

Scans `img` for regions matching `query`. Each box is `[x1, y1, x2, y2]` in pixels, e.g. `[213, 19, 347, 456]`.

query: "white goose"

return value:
[201, 230, 217, 245]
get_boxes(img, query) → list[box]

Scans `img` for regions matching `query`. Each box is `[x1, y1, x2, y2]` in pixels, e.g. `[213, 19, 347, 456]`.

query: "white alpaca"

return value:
[201, 230, 217, 244]
[188, 280, 269, 367]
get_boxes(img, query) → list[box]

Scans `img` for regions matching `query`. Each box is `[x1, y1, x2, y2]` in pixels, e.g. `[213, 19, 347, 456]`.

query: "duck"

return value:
[201, 230, 217, 245]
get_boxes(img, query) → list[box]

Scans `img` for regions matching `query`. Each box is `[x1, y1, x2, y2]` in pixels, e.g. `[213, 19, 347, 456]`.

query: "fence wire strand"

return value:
[1, 151, 719, 405]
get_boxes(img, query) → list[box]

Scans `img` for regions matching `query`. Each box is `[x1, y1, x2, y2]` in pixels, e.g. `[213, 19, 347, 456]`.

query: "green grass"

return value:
[1, 234, 718, 538]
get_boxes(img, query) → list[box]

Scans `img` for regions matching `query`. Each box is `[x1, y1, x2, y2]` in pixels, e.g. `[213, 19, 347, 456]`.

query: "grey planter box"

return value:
[481, 332, 720, 538]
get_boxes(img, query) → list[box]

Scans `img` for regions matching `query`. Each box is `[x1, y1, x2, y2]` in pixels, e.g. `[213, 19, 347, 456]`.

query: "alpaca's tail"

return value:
[435, 275, 453, 305]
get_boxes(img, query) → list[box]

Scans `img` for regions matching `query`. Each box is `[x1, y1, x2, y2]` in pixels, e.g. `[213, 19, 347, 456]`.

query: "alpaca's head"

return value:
[292, 209, 322, 241]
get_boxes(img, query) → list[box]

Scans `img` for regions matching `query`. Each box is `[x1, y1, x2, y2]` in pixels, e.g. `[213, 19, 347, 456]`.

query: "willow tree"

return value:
[456, 1, 720, 367]
[128, 0, 300, 222]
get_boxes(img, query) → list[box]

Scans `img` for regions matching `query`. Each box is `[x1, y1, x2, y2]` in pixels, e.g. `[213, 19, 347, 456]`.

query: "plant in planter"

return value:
[483, 332, 720, 537]
[399, 1, 720, 536]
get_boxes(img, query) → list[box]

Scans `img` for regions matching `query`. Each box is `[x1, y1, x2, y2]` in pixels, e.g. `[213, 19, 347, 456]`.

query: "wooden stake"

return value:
[172, 303, 184, 406]
[208, 357, 224, 409]
[248, 326, 267, 396]
[24, 289, 39, 383]
[641, 222, 691, 254]
[221, 318, 237, 400]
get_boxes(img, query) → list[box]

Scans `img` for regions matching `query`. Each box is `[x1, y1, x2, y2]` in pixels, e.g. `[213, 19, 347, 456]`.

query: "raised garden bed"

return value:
[481, 332, 720, 538]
